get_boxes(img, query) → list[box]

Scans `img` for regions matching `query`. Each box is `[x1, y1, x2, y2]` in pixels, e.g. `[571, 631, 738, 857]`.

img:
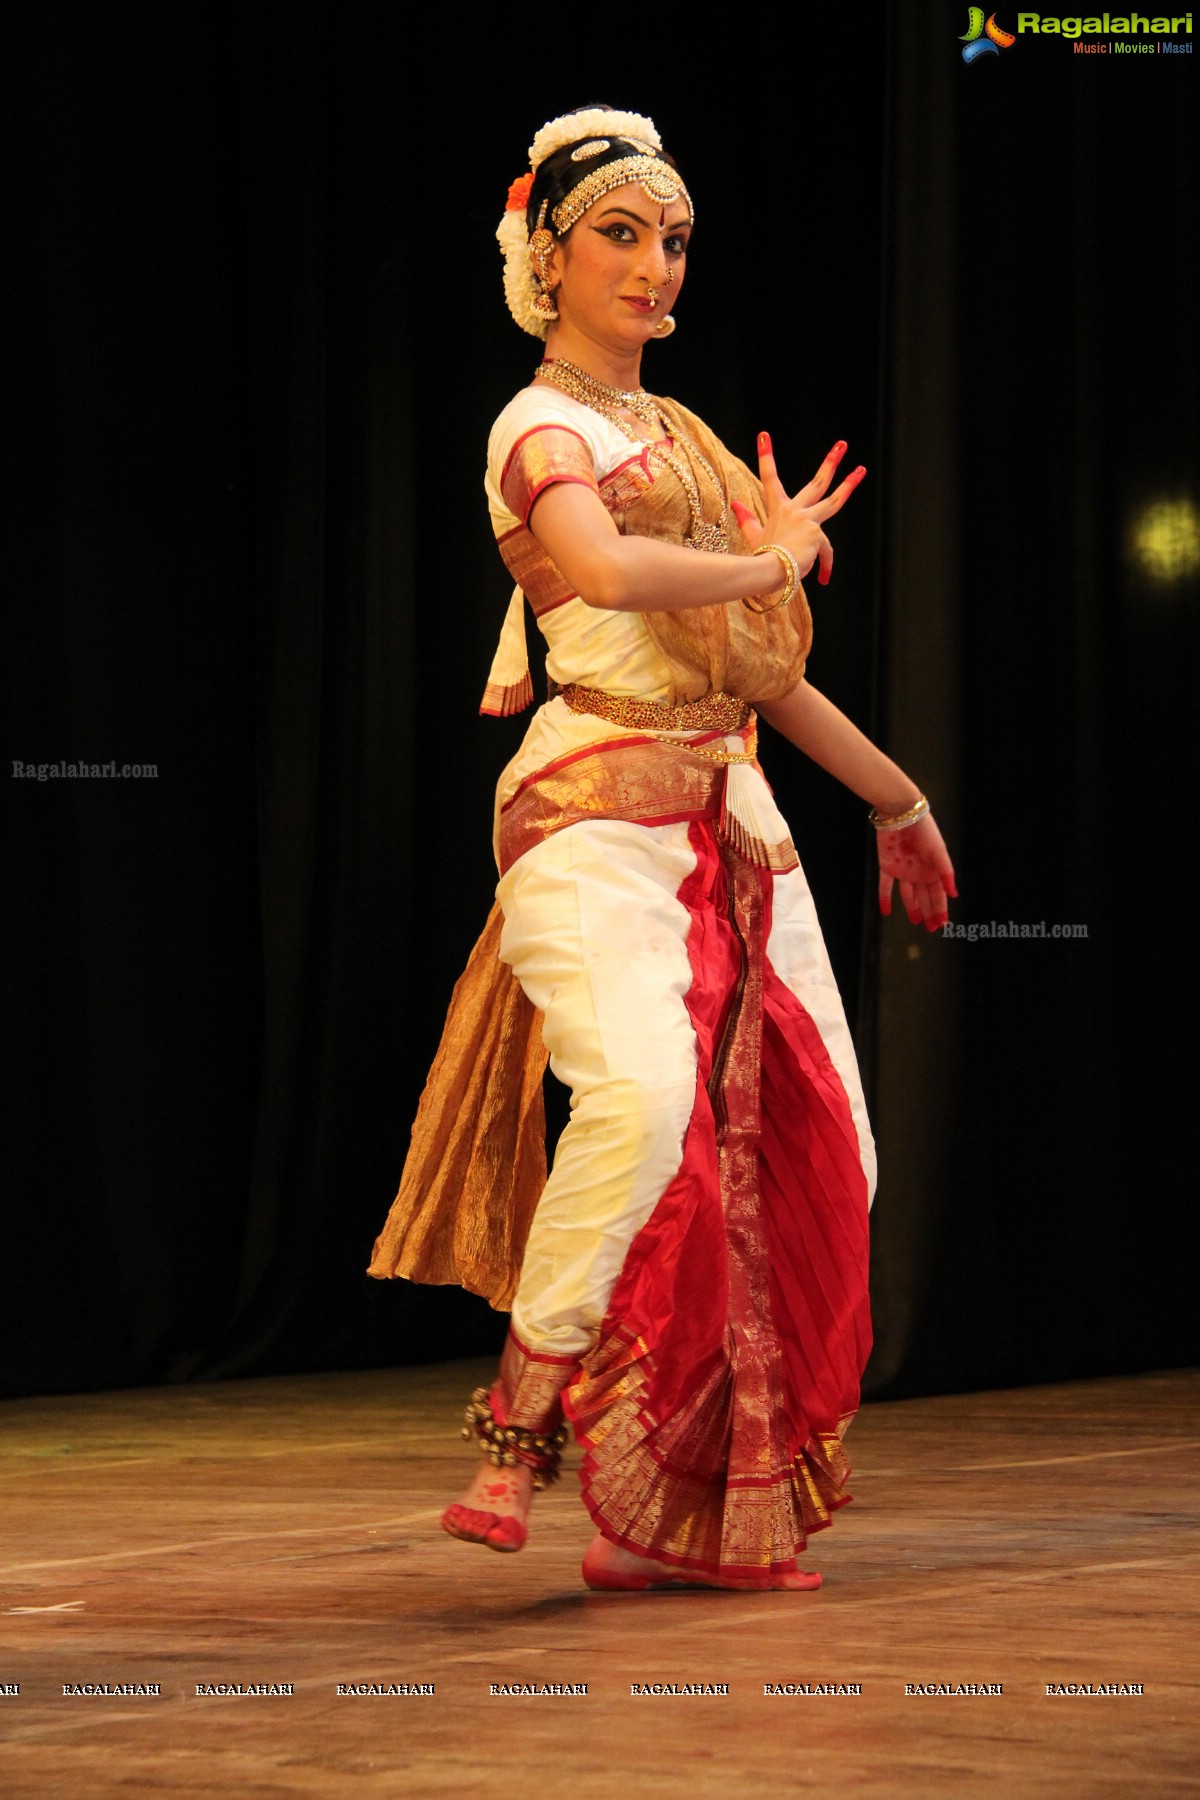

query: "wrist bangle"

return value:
[869, 793, 929, 831]
[743, 543, 800, 614]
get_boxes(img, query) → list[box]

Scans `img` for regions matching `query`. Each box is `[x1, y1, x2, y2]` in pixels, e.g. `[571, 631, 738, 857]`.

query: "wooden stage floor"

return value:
[1, 1361, 1197, 1799]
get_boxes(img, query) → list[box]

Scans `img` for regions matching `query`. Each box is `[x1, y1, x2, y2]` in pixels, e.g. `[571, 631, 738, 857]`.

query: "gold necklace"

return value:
[535, 359, 730, 555]
[536, 358, 660, 426]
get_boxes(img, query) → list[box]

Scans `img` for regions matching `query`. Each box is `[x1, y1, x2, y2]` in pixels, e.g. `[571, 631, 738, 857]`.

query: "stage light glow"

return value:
[1129, 497, 1200, 584]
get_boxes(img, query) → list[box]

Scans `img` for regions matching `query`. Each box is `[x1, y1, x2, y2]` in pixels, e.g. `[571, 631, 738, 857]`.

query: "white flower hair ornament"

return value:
[496, 108, 669, 340]
[496, 195, 547, 340]
[527, 109, 662, 168]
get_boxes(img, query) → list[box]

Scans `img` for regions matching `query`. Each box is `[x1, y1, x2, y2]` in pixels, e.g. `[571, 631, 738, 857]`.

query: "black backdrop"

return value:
[5, 4, 1197, 1402]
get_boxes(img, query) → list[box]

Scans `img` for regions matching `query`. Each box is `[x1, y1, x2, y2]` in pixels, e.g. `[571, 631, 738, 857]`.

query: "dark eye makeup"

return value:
[592, 224, 689, 255]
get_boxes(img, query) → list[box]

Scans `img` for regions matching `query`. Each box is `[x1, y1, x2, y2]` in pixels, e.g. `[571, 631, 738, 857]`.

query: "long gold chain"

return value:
[535, 359, 730, 554]
[653, 734, 758, 764]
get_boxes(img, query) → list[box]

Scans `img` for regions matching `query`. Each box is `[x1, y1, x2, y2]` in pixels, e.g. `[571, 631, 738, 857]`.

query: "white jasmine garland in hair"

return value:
[496, 204, 548, 341]
[528, 109, 662, 169]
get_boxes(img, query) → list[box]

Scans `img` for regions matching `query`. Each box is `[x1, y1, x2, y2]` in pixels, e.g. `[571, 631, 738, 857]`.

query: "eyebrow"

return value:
[596, 206, 693, 233]
[597, 206, 653, 227]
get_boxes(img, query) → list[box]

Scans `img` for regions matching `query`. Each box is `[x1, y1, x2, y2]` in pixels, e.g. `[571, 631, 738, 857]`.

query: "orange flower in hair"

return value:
[505, 172, 534, 213]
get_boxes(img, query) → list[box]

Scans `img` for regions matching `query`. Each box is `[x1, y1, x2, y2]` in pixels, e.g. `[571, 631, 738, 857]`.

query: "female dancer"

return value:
[369, 106, 957, 1592]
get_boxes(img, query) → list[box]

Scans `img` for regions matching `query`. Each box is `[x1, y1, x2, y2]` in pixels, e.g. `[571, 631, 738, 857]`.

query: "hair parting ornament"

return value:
[550, 155, 691, 237]
[496, 107, 692, 340]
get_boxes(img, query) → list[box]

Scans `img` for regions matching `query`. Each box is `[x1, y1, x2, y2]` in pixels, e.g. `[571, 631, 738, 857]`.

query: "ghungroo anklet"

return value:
[461, 1387, 569, 1491]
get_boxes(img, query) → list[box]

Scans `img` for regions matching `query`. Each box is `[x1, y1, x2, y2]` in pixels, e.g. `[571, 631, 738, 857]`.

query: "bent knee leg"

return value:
[511, 1067, 697, 1355]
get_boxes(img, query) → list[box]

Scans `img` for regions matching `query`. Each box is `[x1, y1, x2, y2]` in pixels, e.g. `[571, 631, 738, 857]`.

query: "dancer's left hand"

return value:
[877, 813, 958, 930]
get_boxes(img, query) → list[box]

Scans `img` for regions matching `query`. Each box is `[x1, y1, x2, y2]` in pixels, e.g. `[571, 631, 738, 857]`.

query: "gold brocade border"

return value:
[497, 1326, 579, 1433]
[479, 670, 534, 718]
[567, 1331, 855, 1579]
[500, 424, 597, 524]
[717, 805, 799, 875]
[496, 522, 577, 619]
[498, 734, 724, 875]
[498, 731, 798, 877]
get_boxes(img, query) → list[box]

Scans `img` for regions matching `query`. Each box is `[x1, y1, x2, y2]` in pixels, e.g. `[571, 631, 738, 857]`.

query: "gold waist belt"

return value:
[553, 682, 752, 735]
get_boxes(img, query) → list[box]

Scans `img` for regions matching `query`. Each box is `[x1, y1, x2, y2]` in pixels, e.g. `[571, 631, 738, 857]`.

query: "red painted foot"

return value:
[441, 1503, 528, 1553]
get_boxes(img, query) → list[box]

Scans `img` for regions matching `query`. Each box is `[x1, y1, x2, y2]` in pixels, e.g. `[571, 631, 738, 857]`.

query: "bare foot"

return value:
[582, 1534, 822, 1592]
[441, 1461, 535, 1553]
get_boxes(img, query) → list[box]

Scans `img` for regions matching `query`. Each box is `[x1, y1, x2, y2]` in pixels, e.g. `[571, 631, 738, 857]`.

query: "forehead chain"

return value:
[551, 154, 693, 237]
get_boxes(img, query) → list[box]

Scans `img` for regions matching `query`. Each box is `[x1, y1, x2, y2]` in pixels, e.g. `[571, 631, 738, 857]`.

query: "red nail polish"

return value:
[758, 431, 771, 453]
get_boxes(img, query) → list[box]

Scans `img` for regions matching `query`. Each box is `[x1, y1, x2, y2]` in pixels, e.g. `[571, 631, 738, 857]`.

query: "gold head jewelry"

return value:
[552, 154, 693, 236]
[529, 200, 553, 277]
[528, 200, 558, 321]
[529, 231, 553, 277]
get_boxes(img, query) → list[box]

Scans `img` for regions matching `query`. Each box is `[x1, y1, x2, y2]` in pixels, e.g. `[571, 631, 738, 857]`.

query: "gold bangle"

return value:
[743, 543, 800, 614]
[868, 793, 930, 831]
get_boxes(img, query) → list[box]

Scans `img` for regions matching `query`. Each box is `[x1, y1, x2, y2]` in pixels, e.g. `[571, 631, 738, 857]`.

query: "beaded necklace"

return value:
[535, 358, 730, 555]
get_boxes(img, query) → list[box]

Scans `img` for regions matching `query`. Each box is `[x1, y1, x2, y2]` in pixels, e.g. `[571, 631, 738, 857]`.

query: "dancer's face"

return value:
[547, 181, 691, 353]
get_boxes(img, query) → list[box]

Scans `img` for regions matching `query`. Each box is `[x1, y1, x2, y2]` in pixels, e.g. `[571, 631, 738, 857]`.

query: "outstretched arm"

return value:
[527, 433, 864, 613]
[757, 678, 959, 930]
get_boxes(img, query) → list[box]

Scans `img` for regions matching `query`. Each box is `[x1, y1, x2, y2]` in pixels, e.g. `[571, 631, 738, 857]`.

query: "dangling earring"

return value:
[529, 201, 559, 324]
[532, 284, 559, 323]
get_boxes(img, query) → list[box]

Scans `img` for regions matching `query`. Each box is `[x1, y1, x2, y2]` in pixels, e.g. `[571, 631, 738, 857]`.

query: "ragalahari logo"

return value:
[960, 8, 1017, 58]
